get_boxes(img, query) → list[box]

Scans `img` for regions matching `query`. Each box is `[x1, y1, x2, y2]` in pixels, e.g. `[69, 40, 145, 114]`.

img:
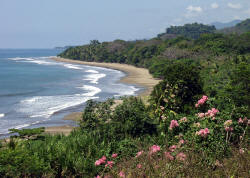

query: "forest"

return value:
[0, 19, 249, 177]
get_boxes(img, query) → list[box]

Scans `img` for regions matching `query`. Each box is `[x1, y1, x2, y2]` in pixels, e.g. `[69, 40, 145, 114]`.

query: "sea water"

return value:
[0, 49, 141, 137]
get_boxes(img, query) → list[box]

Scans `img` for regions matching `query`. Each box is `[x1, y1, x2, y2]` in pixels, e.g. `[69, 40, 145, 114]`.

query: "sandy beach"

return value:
[45, 57, 161, 135]
[51, 57, 160, 96]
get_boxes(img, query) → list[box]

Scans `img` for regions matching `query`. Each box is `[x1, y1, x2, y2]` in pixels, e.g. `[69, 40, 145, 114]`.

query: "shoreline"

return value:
[45, 57, 161, 135]
[51, 57, 160, 97]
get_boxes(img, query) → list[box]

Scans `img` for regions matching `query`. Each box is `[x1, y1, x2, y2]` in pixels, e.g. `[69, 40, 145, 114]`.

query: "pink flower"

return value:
[169, 145, 177, 152]
[96, 175, 101, 178]
[205, 108, 219, 118]
[105, 161, 114, 168]
[180, 117, 187, 123]
[165, 151, 174, 160]
[119, 171, 125, 178]
[176, 152, 186, 161]
[197, 128, 210, 137]
[137, 164, 142, 168]
[135, 151, 144, 158]
[169, 120, 179, 129]
[95, 160, 102, 166]
[149, 145, 161, 154]
[224, 120, 232, 127]
[196, 95, 208, 107]
[95, 156, 107, 166]
[225, 127, 233, 132]
[238, 118, 243, 124]
[101, 156, 106, 162]
[112, 153, 118, 158]
[197, 113, 205, 118]
[179, 139, 185, 145]
[239, 148, 245, 154]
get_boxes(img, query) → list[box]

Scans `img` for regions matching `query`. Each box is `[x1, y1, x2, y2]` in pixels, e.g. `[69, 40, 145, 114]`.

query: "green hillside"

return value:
[219, 18, 250, 34]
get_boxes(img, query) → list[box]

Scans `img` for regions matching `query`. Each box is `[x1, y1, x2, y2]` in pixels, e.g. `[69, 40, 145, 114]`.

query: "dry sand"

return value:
[45, 57, 161, 135]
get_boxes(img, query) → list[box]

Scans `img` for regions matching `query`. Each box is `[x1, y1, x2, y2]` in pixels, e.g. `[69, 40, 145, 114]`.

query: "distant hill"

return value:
[211, 20, 242, 29]
[219, 19, 250, 34]
[158, 23, 216, 40]
[54, 46, 75, 50]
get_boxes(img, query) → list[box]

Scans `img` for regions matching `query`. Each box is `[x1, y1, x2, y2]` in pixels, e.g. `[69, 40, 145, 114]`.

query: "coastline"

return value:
[51, 57, 160, 97]
[44, 57, 161, 135]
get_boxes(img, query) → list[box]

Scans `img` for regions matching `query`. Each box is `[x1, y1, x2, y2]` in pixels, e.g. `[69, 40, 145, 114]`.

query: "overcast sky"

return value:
[0, 0, 249, 48]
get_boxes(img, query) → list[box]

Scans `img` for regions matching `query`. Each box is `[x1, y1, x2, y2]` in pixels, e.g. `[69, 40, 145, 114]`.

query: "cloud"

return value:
[186, 5, 202, 13]
[211, 3, 219, 9]
[227, 3, 242, 9]
[185, 5, 202, 18]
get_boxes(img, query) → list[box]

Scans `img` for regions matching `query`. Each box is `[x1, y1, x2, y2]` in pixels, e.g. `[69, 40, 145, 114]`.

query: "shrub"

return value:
[150, 62, 203, 114]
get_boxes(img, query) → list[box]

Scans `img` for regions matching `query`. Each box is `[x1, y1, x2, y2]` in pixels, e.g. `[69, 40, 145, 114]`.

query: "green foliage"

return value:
[81, 97, 157, 138]
[112, 97, 157, 137]
[226, 62, 250, 117]
[150, 62, 203, 113]
[9, 127, 45, 139]
[159, 23, 216, 39]
[219, 18, 250, 34]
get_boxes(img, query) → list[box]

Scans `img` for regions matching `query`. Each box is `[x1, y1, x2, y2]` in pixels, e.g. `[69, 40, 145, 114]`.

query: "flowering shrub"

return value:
[149, 145, 161, 154]
[195, 95, 208, 107]
[153, 95, 249, 161]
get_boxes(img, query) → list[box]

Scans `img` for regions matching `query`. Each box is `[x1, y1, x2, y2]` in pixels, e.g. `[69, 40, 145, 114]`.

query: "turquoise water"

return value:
[0, 49, 140, 137]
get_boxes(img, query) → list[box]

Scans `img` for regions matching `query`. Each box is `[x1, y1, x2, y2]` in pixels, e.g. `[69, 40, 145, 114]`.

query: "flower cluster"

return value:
[197, 108, 219, 119]
[169, 145, 177, 152]
[149, 145, 161, 154]
[95, 154, 118, 168]
[176, 152, 187, 161]
[95, 156, 106, 166]
[169, 120, 179, 130]
[119, 171, 125, 178]
[112, 153, 118, 158]
[238, 117, 249, 125]
[196, 128, 210, 137]
[135, 151, 144, 158]
[205, 108, 219, 117]
[179, 117, 188, 123]
[165, 151, 186, 161]
[195, 95, 208, 107]
[164, 151, 174, 160]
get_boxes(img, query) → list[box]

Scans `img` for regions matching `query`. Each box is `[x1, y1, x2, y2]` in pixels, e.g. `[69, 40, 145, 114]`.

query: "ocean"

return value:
[0, 49, 141, 138]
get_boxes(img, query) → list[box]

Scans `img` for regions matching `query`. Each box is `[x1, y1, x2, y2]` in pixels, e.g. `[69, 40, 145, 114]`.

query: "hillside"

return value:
[211, 19, 242, 29]
[219, 18, 250, 34]
[157, 23, 216, 39]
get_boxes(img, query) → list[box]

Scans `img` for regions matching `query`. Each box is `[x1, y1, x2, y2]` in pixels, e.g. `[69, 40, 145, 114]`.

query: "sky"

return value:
[0, 0, 249, 48]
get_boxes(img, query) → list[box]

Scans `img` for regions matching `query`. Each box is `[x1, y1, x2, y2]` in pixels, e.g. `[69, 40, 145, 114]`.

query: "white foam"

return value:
[8, 57, 34, 61]
[114, 86, 139, 97]
[77, 85, 101, 97]
[86, 70, 99, 73]
[22, 60, 55, 65]
[18, 88, 100, 119]
[63, 64, 82, 70]
[14, 124, 31, 130]
[0, 113, 4, 118]
[84, 73, 106, 84]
